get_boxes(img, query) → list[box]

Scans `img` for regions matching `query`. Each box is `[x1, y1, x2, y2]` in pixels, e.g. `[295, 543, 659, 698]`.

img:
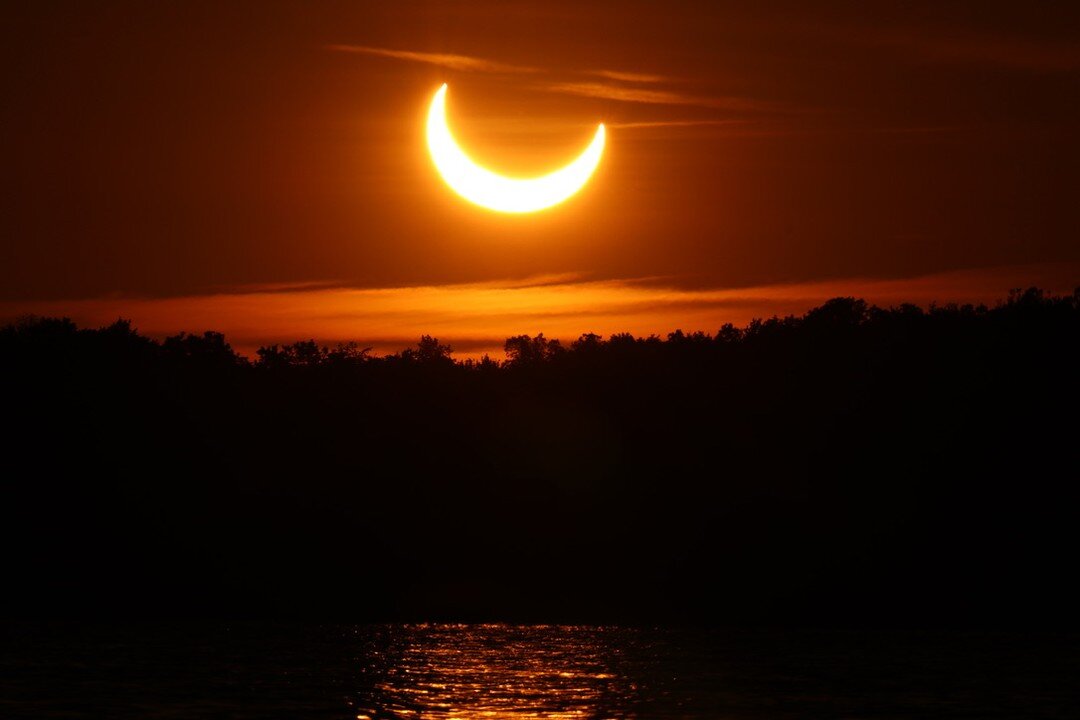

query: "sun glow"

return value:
[425, 84, 605, 213]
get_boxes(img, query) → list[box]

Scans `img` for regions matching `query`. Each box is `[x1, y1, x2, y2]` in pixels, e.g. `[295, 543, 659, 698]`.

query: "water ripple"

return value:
[349, 625, 643, 719]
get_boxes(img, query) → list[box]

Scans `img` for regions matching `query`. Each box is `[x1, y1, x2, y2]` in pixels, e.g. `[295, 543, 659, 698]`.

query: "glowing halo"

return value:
[425, 84, 605, 213]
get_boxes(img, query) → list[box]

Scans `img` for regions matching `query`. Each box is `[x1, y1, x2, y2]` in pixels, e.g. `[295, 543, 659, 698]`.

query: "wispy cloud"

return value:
[541, 81, 769, 111]
[605, 119, 748, 130]
[328, 44, 765, 112]
[326, 44, 537, 74]
[587, 69, 670, 84]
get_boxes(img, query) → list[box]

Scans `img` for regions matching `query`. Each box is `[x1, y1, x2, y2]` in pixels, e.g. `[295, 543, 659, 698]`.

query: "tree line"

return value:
[5, 286, 1078, 371]
[2, 287, 1078, 626]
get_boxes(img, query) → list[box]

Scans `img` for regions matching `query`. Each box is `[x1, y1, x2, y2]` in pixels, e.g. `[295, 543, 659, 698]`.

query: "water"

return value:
[1, 623, 1077, 719]
[350, 625, 638, 718]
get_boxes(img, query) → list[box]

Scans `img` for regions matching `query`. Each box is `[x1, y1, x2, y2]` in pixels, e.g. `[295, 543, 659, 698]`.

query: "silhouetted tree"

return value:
[163, 331, 243, 368]
[462, 353, 500, 372]
[400, 335, 453, 364]
[715, 323, 741, 344]
[326, 341, 372, 367]
[504, 333, 564, 365]
[571, 332, 604, 353]
[803, 297, 869, 328]
[256, 340, 329, 368]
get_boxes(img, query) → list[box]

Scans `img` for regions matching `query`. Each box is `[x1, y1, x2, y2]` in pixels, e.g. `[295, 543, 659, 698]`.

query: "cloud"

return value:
[586, 69, 670, 83]
[328, 44, 763, 112]
[605, 119, 748, 130]
[4, 264, 1074, 360]
[326, 44, 537, 73]
[540, 81, 768, 111]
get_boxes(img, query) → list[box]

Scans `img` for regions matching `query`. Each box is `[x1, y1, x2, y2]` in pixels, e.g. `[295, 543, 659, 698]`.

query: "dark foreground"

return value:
[1, 623, 1077, 719]
[2, 289, 1079, 624]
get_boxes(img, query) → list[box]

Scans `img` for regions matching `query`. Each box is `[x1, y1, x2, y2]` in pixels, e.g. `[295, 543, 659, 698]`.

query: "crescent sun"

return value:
[426, 84, 606, 213]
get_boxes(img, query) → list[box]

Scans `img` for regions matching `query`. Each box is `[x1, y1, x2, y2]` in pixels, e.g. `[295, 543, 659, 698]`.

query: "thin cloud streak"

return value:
[541, 81, 769, 111]
[587, 69, 671, 83]
[326, 44, 538, 73]
[606, 119, 748, 129]
[3, 264, 1074, 360]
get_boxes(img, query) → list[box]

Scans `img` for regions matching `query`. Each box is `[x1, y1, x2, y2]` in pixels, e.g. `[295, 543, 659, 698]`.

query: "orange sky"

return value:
[5, 263, 1075, 358]
[3, 2, 1079, 341]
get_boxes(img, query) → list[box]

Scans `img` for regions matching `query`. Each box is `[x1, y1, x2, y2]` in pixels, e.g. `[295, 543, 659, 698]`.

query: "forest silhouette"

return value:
[2, 288, 1078, 626]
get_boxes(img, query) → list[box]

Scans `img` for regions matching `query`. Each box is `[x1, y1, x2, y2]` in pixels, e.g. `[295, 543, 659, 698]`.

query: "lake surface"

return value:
[1, 623, 1077, 718]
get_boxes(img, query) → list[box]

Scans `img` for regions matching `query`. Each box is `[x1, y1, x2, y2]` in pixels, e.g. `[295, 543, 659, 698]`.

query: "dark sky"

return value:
[2, 1, 1078, 350]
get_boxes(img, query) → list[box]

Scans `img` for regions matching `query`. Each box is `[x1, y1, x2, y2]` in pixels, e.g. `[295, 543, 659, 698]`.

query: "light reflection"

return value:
[349, 624, 639, 719]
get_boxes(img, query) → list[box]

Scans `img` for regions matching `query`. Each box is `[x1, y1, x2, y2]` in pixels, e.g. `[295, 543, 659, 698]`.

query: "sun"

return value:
[425, 84, 605, 213]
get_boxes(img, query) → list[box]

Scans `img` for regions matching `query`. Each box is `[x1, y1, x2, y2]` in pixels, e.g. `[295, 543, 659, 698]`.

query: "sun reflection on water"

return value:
[349, 624, 640, 719]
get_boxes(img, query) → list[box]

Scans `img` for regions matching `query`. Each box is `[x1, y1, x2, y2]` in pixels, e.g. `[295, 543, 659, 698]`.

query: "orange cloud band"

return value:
[2, 264, 1075, 359]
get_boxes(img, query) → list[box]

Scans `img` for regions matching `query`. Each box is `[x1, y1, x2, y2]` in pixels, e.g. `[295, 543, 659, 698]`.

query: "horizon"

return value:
[5, 263, 1077, 358]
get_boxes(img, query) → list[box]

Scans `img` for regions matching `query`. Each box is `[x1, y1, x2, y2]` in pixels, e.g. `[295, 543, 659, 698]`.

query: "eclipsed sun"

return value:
[425, 84, 605, 213]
